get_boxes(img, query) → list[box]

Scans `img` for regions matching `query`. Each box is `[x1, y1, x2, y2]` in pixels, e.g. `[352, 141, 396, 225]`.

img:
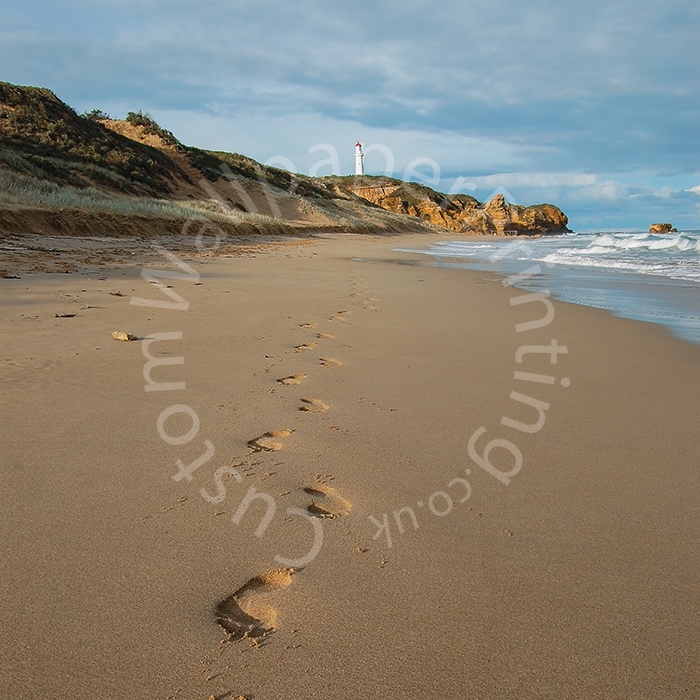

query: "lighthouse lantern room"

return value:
[354, 141, 364, 175]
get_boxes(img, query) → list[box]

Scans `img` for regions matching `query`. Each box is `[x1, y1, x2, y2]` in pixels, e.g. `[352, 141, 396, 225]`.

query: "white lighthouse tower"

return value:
[354, 141, 364, 175]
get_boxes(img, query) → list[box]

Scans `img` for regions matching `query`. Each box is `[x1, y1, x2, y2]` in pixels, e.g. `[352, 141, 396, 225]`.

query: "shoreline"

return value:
[395, 232, 700, 346]
[1, 232, 698, 699]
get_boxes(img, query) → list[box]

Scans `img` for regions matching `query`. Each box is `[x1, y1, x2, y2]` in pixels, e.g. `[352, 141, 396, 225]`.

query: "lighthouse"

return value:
[354, 141, 364, 175]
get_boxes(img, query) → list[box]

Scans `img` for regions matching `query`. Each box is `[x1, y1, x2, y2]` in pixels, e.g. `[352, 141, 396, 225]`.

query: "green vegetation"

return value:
[125, 110, 181, 148]
[0, 146, 147, 192]
[202, 149, 336, 199]
[324, 174, 403, 189]
[0, 167, 282, 225]
[82, 109, 111, 121]
[0, 81, 180, 196]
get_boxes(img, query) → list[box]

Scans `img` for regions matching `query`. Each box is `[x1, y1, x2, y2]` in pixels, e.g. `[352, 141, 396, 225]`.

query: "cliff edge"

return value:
[333, 179, 569, 235]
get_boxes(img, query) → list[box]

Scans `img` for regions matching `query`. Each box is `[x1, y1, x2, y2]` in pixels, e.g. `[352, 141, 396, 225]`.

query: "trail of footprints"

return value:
[215, 484, 352, 642]
[217, 280, 379, 646]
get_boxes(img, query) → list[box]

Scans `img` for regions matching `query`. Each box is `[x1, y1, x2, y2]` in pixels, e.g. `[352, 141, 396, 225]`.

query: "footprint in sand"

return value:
[299, 398, 329, 412]
[216, 568, 294, 642]
[319, 357, 342, 367]
[299, 323, 316, 328]
[303, 485, 351, 519]
[248, 429, 293, 452]
[316, 333, 334, 339]
[277, 374, 306, 386]
[294, 342, 317, 352]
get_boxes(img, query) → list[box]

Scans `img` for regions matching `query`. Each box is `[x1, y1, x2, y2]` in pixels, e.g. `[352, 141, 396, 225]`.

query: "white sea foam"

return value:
[402, 231, 700, 283]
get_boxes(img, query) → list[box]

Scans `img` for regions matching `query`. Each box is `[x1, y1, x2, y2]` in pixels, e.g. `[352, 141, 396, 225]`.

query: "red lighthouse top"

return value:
[355, 141, 361, 147]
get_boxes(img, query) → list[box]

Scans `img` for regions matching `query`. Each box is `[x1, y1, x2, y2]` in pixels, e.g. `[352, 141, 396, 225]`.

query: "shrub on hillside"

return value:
[125, 111, 180, 148]
[82, 109, 110, 121]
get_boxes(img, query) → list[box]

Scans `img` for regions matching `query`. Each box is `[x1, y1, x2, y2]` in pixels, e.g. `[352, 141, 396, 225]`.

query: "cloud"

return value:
[147, 109, 546, 178]
[457, 172, 601, 188]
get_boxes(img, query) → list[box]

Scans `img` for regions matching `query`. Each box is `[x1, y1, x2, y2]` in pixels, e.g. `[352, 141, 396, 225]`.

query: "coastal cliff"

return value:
[343, 182, 570, 235]
[0, 81, 570, 238]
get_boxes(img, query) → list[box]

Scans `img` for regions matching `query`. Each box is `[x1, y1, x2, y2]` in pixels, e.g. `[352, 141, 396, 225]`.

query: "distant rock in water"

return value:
[347, 184, 570, 235]
[649, 223, 677, 233]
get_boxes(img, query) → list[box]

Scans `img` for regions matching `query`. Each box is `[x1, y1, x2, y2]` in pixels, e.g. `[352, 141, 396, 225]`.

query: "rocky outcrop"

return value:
[493, 196, 570, 236]
[356, 183, 480, 230]
[350, 184, 401, 202]
[649, 223, 677, 233]
[359, 186, 570, 235]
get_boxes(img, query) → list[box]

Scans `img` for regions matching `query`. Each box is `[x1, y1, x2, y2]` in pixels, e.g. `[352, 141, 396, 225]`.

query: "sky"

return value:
[1, 0, 698, 231]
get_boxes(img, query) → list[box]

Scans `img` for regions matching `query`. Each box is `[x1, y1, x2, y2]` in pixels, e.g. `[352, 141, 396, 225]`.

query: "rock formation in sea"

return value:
[649, 223, 677, 233]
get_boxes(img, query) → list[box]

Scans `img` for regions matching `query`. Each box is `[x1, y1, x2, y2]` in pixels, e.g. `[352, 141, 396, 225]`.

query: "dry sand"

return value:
[0, 232, 698, 699]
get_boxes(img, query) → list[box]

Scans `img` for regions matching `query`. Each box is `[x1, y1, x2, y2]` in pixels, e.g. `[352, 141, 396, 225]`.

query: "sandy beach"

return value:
[1, 232, 698, 699]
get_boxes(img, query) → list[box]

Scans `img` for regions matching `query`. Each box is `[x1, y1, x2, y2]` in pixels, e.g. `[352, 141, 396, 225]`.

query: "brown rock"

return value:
[484, 193, 511, 234]
[112, 331, 138, 341]
[350, 184, 401, 202]
[326, 175, 570, 235]
[373, 186, 569, 236]
[510, 202, 570, 235]
[649, 223, 675, 233]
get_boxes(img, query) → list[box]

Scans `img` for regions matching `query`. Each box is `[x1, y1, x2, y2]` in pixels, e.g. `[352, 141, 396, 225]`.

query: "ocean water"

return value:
[397, 231, 700, 345]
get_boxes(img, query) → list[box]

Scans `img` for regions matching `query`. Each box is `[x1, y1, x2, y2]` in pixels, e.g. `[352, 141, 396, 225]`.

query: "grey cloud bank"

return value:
[1, 0, 698, 229]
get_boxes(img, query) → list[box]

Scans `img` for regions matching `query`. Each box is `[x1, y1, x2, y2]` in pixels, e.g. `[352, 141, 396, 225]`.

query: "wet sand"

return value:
[1, 232, 698, 699]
